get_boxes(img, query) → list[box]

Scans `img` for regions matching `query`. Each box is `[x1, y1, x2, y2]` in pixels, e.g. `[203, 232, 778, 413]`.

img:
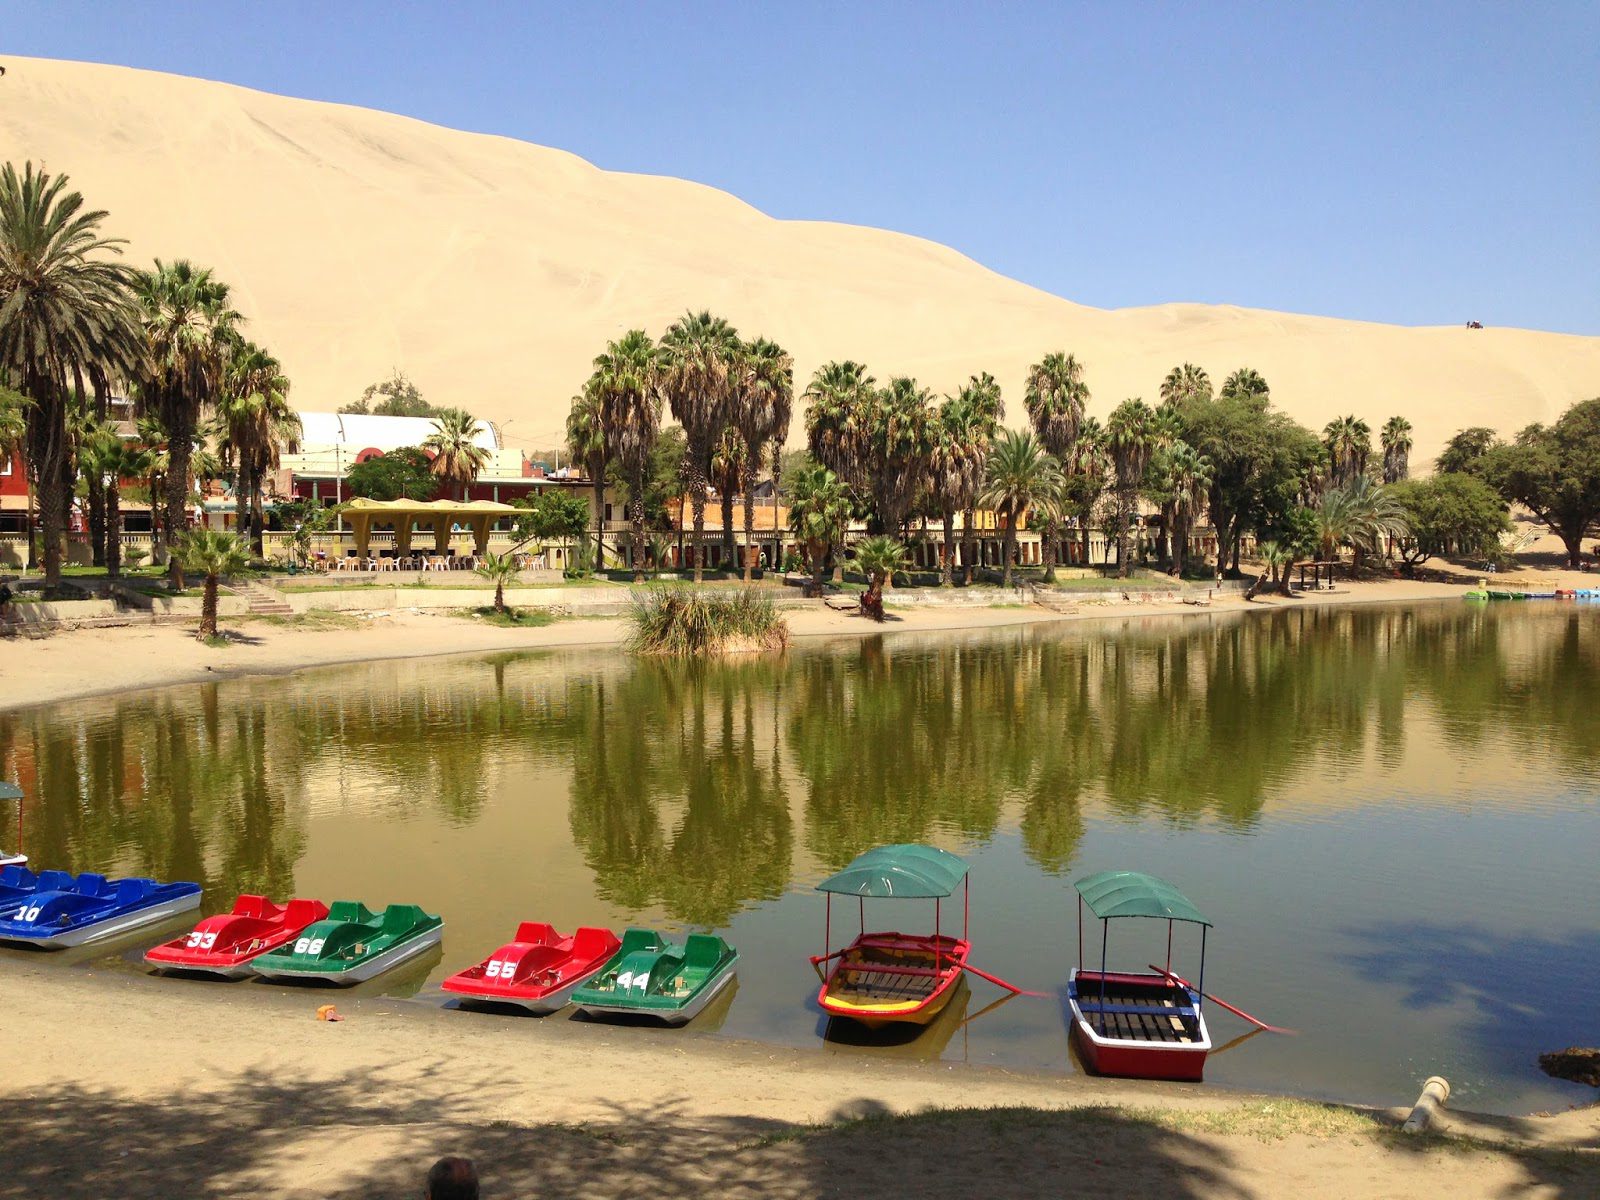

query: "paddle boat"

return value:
[1, 781, 25, 868]
[0, 864, 40, 905]
[570, 928, 738, 1025]
[441, 922, 621, 1013]
[0, 872, 202, 949]
[1066, 869, 1213, 1081]
[145, 895, 331, 978]
[811, 844, 978, 1029]
[249, 901, 443, 985]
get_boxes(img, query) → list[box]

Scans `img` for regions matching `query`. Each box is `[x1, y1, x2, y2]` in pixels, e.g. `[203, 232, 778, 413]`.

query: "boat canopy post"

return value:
[963, 875, 970, 943]
[935, 897, 941, 972]
[1098, 916, 1109, 1036]
[823, 893, 831, 961]
[1076, 893, 1083, 973]
[1196, 924, 1207, 1012]
[859, 896, 864, 936]
[1165, 919, 1173, 977]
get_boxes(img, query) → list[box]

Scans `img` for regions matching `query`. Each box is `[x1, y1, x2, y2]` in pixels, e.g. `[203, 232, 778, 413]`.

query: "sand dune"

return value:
[4, 55, 1597, 461]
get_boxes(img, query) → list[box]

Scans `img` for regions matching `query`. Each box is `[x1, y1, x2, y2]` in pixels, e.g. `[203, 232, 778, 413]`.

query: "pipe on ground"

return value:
[1401, 1076, 1450, 1133]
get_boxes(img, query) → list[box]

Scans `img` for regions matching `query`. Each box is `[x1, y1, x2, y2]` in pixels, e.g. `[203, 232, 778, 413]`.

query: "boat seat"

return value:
[618, 928, 664, 956]
[513, 921, 559, 946]
[114, 878, 153, 904]
[571, 926, 616, 958]
[682, 934, 727, 971]
[327, 900, 375, 924]
[381, 904, 427, 934]
[1077, 1002, 1197, 1019]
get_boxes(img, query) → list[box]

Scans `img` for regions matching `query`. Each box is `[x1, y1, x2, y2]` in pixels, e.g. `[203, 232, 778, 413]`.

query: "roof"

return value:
[1073, 870, 1210, 926]
[339, 497, 518, 516]
[816, 844, 969, 899]
[295, 412, 500, 452]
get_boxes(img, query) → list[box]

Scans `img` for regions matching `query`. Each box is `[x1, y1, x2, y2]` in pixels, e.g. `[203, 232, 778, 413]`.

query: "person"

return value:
[425, 1156, 479, 1200]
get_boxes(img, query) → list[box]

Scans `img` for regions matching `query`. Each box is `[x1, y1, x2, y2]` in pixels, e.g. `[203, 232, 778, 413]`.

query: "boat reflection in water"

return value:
[820, 976, 973, 1062]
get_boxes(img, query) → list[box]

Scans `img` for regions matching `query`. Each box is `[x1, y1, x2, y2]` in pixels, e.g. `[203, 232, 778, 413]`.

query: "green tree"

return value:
[866, 376, 936, 538]
[1024, 352, 1089, 576]
[474, 550, 519, 613]
[1159, 363, 1213, 407]
[1480, 398, 1600, 567]
[81, 434, 154, 578]
[215, 341, 298, 554]
[135, 259, 241, 588]
[787, 462, 851, 597]
[340, 369, 438, 416]
[952, 372, 1003, 583]
[980, 429, 1064, 587]
[1389, 474, 1510, 565]
[176, 528, 249, 640]
[590, 330, 662, 582]
[1105, 398, 1157, 577]
[1381, 416, 1414, 484]
[1435, 426, 1500, 475]
[1151, 441, 1213, 576]
[342, 446, 436, 501]
[709, 424, 748, 566]
[804, 359, 874, 492]
[851, 534, 907, 622]
[1219, 367, 1269, 400]
[0, 162, 141, 587]
[1322, 415, 1373, 487]
[730, 337, 793, 581]
[565, 386, 608, 569]
[513, 488, 591, 545]
[661, 310, 741, 582]
[928, 393, 989, 586]
[423, 407, 490, 501]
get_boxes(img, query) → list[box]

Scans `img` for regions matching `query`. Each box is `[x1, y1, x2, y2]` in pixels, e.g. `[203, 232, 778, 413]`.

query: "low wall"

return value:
[2, 598, 120, 626]
[291, 585, 632, 615]
[114, 588, 249, 618]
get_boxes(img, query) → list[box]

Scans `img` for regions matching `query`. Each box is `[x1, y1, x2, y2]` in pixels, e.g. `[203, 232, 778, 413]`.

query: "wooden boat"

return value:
[0, 872, 202, 949]
[1, 781, 25, 867]
[1066, 870, 1213, 1081]
[570, 928, 738, 1025]
[441, 921, 621, 1013]
[145, 895, 331, 978]
[812, 844, 972, 1029]
[249, 901, 443, 985]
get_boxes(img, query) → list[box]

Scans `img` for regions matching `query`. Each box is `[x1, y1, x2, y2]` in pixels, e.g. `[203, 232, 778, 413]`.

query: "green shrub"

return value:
[625, 586, 789, 656]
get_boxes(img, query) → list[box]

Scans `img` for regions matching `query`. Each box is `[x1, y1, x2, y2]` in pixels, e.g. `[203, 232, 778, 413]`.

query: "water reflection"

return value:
[3, 603, 1598, 924]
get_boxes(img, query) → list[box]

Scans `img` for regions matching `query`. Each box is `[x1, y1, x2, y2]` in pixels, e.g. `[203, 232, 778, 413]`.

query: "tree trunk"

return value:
[105, 487, 123, 580]
[719, 486, 736, 566]
[1002, 511, 1017, 588]
[38, 452, 65, 589]
[1115, 493, 1132, 579]
[494, 581, 505, 613]
[24, 469, 36, 571]
[1174, 513, 1188, 578]
[688, 459, 708, 583]
[165, 409, 190, 590]
[593, 478, 606, 572]
[1561, 530, 1584, 568]
[199, 574, 219, 639]
[741, 465, 756, 583]
[1081, 518, 1092, 570]
[962, 506, 977, 585]
[769, 442, 783, 576]
[1042, 518, 1057, 583]
[630, 470, 648, 584]
[250, 465, 268, 558]
[235, 462, 251, 553]
[940, 512, 955, 587]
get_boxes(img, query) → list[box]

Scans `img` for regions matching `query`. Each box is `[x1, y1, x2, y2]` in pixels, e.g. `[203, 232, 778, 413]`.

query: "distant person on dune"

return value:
[426, 1156, 480, 1200]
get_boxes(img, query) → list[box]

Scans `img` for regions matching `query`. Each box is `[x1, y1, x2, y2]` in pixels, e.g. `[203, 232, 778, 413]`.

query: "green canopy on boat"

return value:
[816, 844, 969, 899]
[0, 782, 22, 801]
[1074, 870, 1210, 926]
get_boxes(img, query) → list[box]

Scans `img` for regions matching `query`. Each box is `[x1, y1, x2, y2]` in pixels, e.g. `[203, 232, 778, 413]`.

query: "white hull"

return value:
[251, 926, 442, 985]
[147, 958, 258, 980]
[1, 891, 201, 950]
[0, 854, 26, 868]
[576, 957, 738, 1026]
[1066, 968, 1213, 1054]
[452, 960, 609, 1014]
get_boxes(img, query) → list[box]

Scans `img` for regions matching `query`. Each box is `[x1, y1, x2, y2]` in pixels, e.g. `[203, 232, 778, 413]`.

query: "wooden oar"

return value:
[1147, 963, 1297, 1035]
[961, 961, 1047, 998]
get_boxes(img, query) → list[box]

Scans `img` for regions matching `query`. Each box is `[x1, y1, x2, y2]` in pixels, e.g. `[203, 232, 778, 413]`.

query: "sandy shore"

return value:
[0, 576, 1495, 713]
[0, 955, 1593, 1200]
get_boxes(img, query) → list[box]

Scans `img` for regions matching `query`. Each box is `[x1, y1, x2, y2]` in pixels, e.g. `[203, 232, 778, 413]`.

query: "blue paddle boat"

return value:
[0, 864, 42, 905]
[0, 872, 202, 948]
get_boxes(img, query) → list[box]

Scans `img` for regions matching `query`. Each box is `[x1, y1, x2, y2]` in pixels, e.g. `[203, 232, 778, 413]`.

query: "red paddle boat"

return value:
[146, 895, 330, 978]
[441, 922, 621, 1013]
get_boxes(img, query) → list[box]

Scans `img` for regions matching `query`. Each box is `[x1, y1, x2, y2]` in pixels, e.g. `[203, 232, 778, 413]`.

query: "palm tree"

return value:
[1065, 416, 1110, 568]
[565, 388, 607, 569]
[135, 259, 241, 588]
[928, 396, 987, 586]
[1219, 367, 1269, 400]
[216, 341, 298, 555]
[709, 425, 748, 567]
[176, 528, 249, 640]
[979, 429, 1064, 588]
[953, 372, 1003, 582]
[0, 162, 141, 588]
[1381, 416, 1414, 484]
[1155, 441, 1213, 576]
[786, 462, 851, 597]
[82, 434, 154, 578]
[660, 310, 741, 582]
[869, 376, 934, 539]
[1315, 477, 1409, 565]
[1105, 398, 1157, 578]
[851, 534, 907, 622]
[474, 550, 519, 613]
[731, 337, 792, 581]
[424, 407, 491, 501]
[590, 330, 662, 582]
[1322, 415, 1373, 488]
[1159, 363, 1213, 408]
[0, 382, 31, 566]
[1024, 352, 1088, 576]
[804, 359, 875, 494]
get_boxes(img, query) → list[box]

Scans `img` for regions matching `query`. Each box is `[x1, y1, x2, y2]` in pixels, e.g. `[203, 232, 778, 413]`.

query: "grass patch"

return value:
[625, 585, 789, 656]
[239, 610, 364, 631]
[201, 633, 230, 648]
[462, 607, 556, 628]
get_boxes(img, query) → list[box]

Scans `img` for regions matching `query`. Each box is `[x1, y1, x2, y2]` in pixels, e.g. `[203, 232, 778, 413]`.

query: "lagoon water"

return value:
[4, 601, 1597, 1114]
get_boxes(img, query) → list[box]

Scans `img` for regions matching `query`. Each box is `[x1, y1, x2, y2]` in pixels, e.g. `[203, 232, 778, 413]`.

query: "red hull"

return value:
[146, 896, 329, 975]
[1072, 1025, 1208, 1081]
[1068, 968, 1210, 1081]
[441, 922, 620, 1011]
[816, 931, 968, 1027]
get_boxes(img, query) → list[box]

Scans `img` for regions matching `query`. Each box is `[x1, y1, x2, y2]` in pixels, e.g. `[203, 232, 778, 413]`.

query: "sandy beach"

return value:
[0, 953, 1594, 1200]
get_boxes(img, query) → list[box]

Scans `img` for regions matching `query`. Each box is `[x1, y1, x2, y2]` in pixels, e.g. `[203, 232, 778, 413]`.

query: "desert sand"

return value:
[3, 55, 1598, 460]
[1, 952, 1594, 1199]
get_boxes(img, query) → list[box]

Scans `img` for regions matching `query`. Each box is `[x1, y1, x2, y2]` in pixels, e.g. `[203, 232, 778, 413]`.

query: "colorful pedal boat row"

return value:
[1466, 587, 1600, 601]
[147, 896, 444, 984]
[0, 866, 201, 948]
[441, 924, 739, 1025]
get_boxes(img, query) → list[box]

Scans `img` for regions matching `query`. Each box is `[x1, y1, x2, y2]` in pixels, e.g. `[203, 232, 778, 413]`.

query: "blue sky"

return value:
[7, 2, 1597, 333]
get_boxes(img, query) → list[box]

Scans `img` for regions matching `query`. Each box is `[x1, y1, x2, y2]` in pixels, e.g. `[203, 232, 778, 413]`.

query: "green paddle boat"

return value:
[570, 928, 738, 1025]
[249, 901, 443, 985]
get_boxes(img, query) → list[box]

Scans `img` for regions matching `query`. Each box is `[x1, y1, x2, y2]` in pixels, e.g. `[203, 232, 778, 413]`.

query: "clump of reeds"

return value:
[625, 586, 790, 656]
